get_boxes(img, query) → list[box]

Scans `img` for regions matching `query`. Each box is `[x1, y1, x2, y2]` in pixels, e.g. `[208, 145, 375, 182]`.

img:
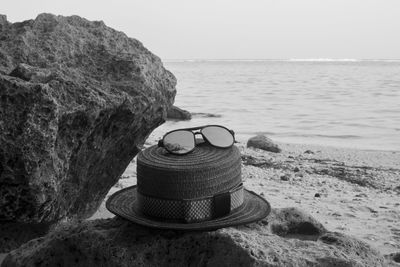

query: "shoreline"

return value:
[150, 122, 400, 154]
[91, 139, 400, 256]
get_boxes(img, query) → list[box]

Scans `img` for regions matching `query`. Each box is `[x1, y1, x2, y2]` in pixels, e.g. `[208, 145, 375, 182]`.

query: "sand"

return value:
[240, 142, 400, 255]
[91, 140, 400, 256]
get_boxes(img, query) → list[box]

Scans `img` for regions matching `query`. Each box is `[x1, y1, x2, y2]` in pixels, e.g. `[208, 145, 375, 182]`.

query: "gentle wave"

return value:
[247, 131, 361, 139]
[164, 59, 400, 63]
[288, 58, 358, 62]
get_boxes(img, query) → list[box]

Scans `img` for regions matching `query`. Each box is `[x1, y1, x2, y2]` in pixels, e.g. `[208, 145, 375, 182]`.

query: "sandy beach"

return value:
[91, 140, 400, 256]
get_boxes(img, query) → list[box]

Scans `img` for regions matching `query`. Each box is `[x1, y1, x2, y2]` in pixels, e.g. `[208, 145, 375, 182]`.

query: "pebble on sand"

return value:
[247, 135, 281, 153]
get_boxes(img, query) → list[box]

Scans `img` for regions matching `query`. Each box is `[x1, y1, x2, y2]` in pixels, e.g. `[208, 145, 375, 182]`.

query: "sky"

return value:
[2, 0, 400, 60]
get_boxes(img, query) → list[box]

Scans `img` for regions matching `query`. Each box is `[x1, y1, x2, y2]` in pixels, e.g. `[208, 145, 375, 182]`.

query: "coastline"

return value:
[91, 140, 400, 256]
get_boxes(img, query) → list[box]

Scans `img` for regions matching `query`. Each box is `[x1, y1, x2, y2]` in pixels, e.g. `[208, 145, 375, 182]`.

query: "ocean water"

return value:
[154, 60, 400, 151]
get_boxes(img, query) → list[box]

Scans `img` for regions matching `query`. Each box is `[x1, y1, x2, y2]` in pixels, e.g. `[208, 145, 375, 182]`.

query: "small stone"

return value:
[167, 106, 192, 120]
[368, 208, 378, 214]
[389, 252, 400, 263]
[355, 193, 368, 198]
[247, 135, 281, 153]
[304, 150, 315, 154]
[293, 167, 300, 172]
[314, 193, 321, 198]
[280, 174, 291, 181]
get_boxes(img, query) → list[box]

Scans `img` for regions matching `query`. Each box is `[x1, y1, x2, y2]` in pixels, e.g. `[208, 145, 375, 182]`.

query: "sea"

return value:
[151, 59, 400, 152]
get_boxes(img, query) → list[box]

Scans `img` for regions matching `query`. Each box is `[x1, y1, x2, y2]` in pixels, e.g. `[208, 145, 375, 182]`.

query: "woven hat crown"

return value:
[137, 143, 242, 199]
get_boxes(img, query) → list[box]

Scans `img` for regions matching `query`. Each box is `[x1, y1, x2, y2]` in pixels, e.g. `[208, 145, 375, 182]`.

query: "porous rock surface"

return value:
[0, 13, 176, 223]
[0, 222, 49, 253]
[2, 208, 388, 267]
[247, 135, 281, 153]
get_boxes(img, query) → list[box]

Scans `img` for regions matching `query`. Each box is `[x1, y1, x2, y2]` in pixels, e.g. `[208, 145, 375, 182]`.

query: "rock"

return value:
[304, 150, 315, 154]
[166, 105, 191, 120]
[0, 13, 176, 223]
[293, 166, 300, 172]
[385, 252, 400, 264]
[0, 254, 6, 264]
[318, 232, 385, 264]
[247, 135, 281, 153]
[280, 174, 292, 181]
[314, 193, 321, 197]
[355, 193, 368, 198]
[0, 15, 9, 43]
[241, 155, 274, 168]
[9, 64, 57, 85]
[0, 222, 49, 253]
[191, 112, 222, 118]
[268, 207, 327, 237]
[2, 207, 387, 267]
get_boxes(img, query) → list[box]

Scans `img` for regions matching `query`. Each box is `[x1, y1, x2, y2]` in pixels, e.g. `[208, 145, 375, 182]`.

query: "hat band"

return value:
[137, 184, 244, 223]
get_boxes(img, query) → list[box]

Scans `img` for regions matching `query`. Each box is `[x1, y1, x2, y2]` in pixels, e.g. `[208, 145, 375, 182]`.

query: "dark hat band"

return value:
[137, 184, 244, 223]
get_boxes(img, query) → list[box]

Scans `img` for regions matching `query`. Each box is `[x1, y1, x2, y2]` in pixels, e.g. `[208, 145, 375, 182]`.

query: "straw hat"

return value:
[106, 143, 271, 230]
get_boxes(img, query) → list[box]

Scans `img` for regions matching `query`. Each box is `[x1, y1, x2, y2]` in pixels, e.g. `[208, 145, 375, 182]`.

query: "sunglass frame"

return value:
[159, 125, 235, 155]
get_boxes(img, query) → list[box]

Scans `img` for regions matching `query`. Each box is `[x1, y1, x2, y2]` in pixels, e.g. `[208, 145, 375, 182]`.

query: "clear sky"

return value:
[2, 0, 400, 60]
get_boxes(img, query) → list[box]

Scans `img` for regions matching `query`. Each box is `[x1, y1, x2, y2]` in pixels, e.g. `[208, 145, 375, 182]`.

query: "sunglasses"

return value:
[158, 125, 235, 155]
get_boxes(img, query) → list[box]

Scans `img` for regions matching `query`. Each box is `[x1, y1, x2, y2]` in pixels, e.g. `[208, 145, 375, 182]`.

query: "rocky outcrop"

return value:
[247, 135, 281, 153]
[2, 208, 387, 267]
[0, 222, 49, 253]
[166, 105, 191, 120]
[0, 13, 176, 223]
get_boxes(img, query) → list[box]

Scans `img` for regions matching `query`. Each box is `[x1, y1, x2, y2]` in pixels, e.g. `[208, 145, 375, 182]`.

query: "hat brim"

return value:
[106, 185, 271, 231]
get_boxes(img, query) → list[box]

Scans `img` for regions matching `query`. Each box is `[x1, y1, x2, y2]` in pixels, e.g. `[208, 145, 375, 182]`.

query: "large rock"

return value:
[0, 14, 176, 223]
[2, 208, 388, 267]
[247, 135, 281, 153]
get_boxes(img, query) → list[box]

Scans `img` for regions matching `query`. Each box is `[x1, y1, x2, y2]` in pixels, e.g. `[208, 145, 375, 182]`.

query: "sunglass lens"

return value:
[163, 130, 195, 154]
[201, 126, 234, 148]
